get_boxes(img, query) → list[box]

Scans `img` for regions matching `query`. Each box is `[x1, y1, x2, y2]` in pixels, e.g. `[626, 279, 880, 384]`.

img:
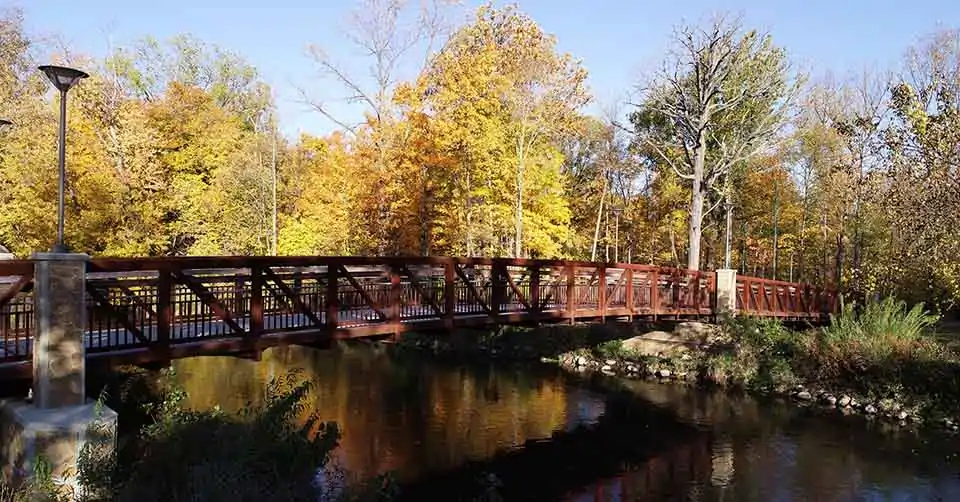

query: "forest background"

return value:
[1, 1, 959, 310]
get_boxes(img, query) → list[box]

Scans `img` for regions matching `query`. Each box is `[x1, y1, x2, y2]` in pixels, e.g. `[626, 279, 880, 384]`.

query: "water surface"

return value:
[168, 345, 960, 501]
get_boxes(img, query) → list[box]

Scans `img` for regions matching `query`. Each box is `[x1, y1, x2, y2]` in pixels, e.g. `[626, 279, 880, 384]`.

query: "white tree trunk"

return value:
[687, 137, 707, 271]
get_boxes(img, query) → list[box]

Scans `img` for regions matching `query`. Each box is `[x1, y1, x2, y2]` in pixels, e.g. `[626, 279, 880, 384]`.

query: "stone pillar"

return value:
[0, 253, 117, 493]
[715, 269, 737, 313]
[33, 253, 88, 408]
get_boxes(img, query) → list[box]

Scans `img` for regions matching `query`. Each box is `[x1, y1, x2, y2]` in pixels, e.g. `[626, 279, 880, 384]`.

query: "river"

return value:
[164, 344, 960, 501]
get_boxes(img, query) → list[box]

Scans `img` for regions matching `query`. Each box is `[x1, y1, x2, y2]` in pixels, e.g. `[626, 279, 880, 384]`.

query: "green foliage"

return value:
[822, 297, 939, 344]
[711, 316, 798, 391]
[710, 300, 960, 414]
[800, 297, 947, 397]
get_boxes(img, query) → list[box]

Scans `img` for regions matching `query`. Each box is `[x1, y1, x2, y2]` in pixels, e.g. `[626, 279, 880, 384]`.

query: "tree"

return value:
[405, 3, 587, 258]
[474, 4, 590, 257]
[881, 29, 960, 307]
[300, 0, 456, 255]
[631, 15, 797, 270]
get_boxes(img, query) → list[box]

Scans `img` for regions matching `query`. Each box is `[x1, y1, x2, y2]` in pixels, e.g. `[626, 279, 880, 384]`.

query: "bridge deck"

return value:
[0, 256, 838, 378]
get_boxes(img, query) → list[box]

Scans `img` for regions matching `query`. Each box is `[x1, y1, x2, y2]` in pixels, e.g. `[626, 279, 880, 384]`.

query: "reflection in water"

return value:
[167, 346, 960, 501]
[171, 344, 604, 484]
[709, 435, 733, 489]
[565, 379, 960, 501]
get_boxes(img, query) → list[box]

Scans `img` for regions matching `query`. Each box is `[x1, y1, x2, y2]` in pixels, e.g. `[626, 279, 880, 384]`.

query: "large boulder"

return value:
[673, 321, 719, 344]
[620, 321, 719, 356]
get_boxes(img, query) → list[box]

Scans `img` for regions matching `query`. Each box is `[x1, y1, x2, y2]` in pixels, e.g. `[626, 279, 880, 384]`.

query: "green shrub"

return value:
[716, 315, 799, 390]
[0, 459, 65, 502]
[806, 297, 945, 390]
[592, 340, 629, 361]
[822, 297, 939, 345]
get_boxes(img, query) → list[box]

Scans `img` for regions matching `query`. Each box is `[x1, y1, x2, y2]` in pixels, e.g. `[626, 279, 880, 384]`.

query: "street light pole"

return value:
[38, 65, 88, 253]
[56, 88, 67, 252]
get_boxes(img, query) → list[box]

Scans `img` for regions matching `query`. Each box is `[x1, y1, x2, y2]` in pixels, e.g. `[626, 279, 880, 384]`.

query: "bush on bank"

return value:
[589, 297, 960, 425]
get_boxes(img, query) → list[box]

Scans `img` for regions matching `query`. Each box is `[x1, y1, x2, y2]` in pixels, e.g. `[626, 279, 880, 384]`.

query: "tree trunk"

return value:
[835, 220, 845, 287]
[514, 139, 525, 258]
[271, 129, 278, 256]
[772, 177, 780, 280]
[797, 194, 808, 283]
[686, 139, 707, 271]
[739, 221, 748, 273]
[604, 207, 610, 262]
[465, 172, 473, 256]
[420, 165, 431, 256]
[852, 159, 864, 297]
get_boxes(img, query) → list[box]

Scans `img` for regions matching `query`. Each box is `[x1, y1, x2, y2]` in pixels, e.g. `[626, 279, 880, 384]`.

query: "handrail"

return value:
[0, 256, 835, 368]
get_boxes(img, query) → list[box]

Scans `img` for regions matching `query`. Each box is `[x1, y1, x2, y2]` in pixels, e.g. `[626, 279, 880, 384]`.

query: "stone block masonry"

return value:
[0, 400, 117, 491]
[715, 269, 737, 313]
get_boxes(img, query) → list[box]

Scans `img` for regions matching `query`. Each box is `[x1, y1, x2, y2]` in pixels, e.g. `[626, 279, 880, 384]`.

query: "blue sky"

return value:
[16, 0, 958, 138]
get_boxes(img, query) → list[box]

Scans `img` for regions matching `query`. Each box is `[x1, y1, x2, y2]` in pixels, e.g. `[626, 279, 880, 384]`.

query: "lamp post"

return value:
[612, 208, 622, 263]
[38, 65, 88, 253]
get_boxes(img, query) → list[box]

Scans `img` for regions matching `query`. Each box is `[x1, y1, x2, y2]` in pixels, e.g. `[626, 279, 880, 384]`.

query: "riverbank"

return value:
[396, 298, 960, 433]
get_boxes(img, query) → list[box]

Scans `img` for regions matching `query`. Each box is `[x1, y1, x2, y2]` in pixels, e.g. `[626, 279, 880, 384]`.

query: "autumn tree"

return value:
[479, 4, 591, 257]
[301, 0, 456, 255]
[405, 3, 588, 258]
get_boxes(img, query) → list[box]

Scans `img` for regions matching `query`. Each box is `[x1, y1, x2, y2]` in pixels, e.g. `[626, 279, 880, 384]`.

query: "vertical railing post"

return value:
[325, 264, 339, 334]
[389, 265, 402, 340]
[598, 265, 607, 321]
[566, 264, 576, 325]
[157, 266, 172, 351]
[232, 275, 244, 316]
[250, 265, 264, 340]
[672, 270, 681, 312]
[444, 260, 456, 330]
[293, 268, 303, 299]
[625, 267, 634, 321]
[530, 263, 541, 324]
[491, 260, 506, 322]
[650, 269, 660, 319]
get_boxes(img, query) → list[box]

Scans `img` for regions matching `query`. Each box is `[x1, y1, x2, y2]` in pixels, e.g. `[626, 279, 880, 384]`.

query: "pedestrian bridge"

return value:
[0, 256, 838, 378]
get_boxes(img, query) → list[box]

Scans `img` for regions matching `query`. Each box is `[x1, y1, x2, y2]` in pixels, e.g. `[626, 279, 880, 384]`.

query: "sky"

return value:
[15, 0, 959, 138]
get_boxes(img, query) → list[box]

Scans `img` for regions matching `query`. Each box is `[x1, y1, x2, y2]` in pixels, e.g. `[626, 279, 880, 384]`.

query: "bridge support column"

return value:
[0, 253, 117, 493]
[715, 269, 737, 314]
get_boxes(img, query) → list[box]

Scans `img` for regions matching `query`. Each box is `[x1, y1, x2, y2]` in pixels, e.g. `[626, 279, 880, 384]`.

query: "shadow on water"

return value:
[393, 379, 703, 501]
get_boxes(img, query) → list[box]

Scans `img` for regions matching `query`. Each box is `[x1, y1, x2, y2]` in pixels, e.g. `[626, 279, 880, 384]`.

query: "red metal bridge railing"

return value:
[0, 256, 832, 365]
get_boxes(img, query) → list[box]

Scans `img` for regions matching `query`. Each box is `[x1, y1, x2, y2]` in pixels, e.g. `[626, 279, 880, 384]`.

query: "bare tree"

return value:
[631, 14, 799, 270]
[299, 0, 457, 133]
